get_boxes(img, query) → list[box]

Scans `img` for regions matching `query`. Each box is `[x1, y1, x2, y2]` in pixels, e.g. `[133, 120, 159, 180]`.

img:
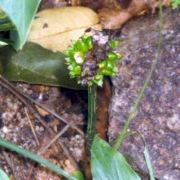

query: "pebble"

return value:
[42, 93, 49, 101]
[30, 92, 39, 100]
[2, 126, 9, 134]
[1, 112, 14, 121]
[44, 114, 53, 123]
[35, 125, 44, 132]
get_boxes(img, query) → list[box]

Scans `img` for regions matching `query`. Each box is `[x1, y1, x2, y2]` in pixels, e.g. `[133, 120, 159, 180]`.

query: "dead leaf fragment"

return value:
[28, 7, 102, 52]
[36, 105, 49, 116]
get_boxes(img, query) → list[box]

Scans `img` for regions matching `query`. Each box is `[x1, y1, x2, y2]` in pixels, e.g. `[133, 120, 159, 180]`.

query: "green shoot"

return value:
[0, 138, 77, 180]
[114, 0, 164, 150]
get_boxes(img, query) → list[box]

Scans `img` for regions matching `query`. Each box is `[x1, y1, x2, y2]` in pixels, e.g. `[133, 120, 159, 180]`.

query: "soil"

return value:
[0, 1, 179, 180]
[0, 83, 87, 179]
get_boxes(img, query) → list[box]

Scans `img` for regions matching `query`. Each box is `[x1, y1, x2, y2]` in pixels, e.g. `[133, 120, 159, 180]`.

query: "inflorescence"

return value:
[65, 29, 122, 86]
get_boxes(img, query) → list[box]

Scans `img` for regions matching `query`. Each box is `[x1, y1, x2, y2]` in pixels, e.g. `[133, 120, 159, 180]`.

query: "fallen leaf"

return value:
[28, 7, 102, 52]
[35, 106, 49, 116]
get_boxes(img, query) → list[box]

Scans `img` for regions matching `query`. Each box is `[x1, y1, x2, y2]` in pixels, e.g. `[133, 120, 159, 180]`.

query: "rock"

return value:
[109, 8, 180, 180]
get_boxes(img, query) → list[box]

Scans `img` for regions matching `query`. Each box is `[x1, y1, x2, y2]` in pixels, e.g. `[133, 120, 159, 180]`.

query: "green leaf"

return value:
[0, 42, 84, 89]
[108, 40, 119, 49]
[0, 169, 9, 180]
[140, 134, 155, 180]
[144, 145, 155, 180]
[0, 0, 40, 49]
[91, 136, 141, 180]
[0, 138, 76, 180]
[171, 0, 180, 9]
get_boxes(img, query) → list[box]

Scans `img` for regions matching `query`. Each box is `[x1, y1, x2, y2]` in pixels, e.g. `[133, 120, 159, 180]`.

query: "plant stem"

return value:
[86, 84, 97, 150]
[0, 138, 76, 180]
[113, 0, 163, 151]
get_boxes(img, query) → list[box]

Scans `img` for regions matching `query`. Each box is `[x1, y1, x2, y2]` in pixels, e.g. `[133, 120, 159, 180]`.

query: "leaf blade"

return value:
[0, 138, 76, 180]
[0, 43, 85, 89]
[0, 0, 40, 49]
[91, 136, 141, 180]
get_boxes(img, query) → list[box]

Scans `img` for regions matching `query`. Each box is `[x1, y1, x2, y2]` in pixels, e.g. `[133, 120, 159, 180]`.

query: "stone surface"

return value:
[109, 8, 180, 179]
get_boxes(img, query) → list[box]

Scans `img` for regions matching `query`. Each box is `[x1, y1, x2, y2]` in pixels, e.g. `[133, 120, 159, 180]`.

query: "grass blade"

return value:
[113, 0, 164, 151]
[144, 143, 155, 180]
[0, 138, 76, 180]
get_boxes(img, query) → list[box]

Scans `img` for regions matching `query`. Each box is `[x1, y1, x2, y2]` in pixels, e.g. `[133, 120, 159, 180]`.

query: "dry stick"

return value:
[0, 77, 79, 170]
[24, 95, 84, 135]
[0, 78, 52, 132]
[2, 151, 17, 180]
[0, 76, 82, 133]
[24, 107, 40, 146]
[39, 122, 73, 155]
[57, 138, 78, 168]
[2, 151, 12, 171]
[0, 76, 84, 135]
[27, 122, 75, 180]
[32, 103, 84, 136]
[27, 166, 34, 180]
[9, 154, 18, 180]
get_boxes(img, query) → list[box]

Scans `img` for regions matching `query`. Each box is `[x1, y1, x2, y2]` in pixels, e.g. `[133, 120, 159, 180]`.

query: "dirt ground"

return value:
[0, 1, 179, 180]
[0, 82, 87, 179]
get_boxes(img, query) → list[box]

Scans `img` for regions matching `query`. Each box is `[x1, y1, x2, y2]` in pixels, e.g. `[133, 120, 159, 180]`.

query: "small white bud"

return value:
[93, 35, 100, 41]
[99, 35, 108, 45]
[74, 52, 84, 64]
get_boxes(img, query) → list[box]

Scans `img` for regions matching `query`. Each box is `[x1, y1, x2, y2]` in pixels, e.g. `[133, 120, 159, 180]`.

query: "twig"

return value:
[27, 123, 73, 180]
[2, 151, 17, 180]
[31, 101, 84, 135]
[0, 76, 80, 170]
[39, 122, 73, 155]
[32, 102, 84, 135]
[0, 77, 52, 132]
[27, 165, 34, 180]
[24, 107, 40, 146]
[2, 151, 12, 170]
[57, 138, 79, 170]
[0, 75, 84, 135]
[9, 154, 17, 180]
